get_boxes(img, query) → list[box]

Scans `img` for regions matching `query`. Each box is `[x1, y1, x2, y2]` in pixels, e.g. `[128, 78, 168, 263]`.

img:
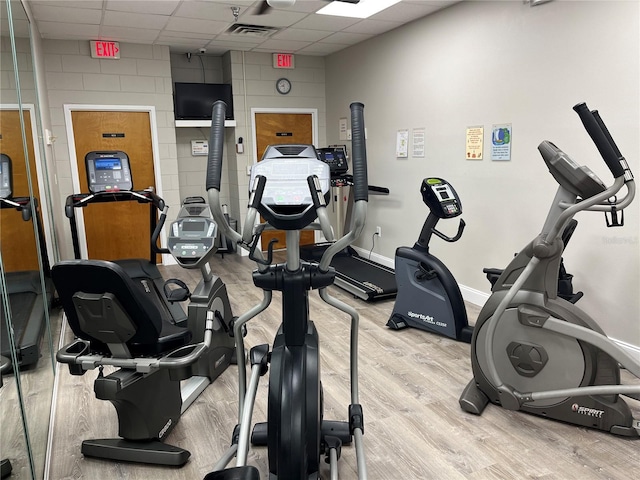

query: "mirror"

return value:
[1, 0, 57, 478]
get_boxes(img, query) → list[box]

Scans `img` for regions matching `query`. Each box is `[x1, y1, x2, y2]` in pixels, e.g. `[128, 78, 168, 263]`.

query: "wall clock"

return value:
[276, 78, 292, 95]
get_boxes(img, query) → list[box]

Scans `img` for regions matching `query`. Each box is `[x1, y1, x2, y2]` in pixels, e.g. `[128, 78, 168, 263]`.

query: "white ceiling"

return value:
[20, 0, 461, 56]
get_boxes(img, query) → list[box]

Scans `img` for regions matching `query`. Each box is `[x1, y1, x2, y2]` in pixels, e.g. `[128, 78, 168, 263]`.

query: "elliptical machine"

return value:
[387, 177, 473, 342]
[459, 103, 640, 437]
[204, 101, 368, 479]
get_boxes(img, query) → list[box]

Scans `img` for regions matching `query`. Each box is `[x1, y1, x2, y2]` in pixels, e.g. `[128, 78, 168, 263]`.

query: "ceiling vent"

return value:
[226, 23, 280, 38]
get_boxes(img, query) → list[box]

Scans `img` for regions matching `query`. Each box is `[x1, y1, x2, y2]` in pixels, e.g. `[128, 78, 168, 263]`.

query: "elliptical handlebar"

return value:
[206, 101, 245, 250]
[205, 100, 369, 270]
[350, 102, 369, 203]
[573, 102, 631, 181]
[318, 102, 369, 271]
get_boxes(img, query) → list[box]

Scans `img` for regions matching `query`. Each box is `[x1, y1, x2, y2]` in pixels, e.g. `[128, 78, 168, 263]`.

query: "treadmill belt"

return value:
[330, 255, 396, 297]
[0, 291, 42, 367]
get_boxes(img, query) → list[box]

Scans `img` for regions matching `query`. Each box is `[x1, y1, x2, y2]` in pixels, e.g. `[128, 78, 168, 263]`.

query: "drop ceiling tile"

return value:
[103, 11, 169, 30]
[165, 16, 229, 35]
[106, 0, 181, 15]
[343, 19, 403, 35]
[29, 1, 103, 9]
[253, 38, 312, 52]
[100, 26, 160, 42]
[272, 27, 332, 42]
[292, 14, 360, 31]
[36, 21, 100, 37]
[173, 1, 239, 21]
[30, 4, 103, 24]
[320, 31, 373, 45]
[297, 43, 350, 56]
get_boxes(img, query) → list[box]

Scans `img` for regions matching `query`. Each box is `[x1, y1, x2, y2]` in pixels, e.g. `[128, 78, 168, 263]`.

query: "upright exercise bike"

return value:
[387, 177, 473, 342]
[204, 101, 368, 479]
[459, 103, 640, 437]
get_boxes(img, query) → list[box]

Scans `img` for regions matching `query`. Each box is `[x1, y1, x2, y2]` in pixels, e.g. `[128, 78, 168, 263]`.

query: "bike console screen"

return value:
[421, 177, 462, 219]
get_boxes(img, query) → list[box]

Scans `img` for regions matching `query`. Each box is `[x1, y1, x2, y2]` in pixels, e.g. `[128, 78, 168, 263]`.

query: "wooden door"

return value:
[71, 111, 156, 261]
[0, 109, 41, 272]
[255, 112, 315, 251]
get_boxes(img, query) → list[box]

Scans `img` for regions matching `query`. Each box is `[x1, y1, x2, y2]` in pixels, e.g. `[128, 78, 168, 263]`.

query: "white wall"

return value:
[326, 0, 639, 348]
[41, 40, 180, 260]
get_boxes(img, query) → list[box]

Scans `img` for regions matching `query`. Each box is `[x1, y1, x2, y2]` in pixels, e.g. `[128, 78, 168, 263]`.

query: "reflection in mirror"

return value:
[1, 0, 57, 478]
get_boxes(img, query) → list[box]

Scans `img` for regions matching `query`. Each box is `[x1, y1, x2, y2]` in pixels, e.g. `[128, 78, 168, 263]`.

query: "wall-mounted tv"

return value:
[174, 82, 234, 120]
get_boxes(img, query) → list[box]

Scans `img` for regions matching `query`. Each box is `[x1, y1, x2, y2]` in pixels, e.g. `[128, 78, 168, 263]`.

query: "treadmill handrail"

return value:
[64, 188, 165, 219]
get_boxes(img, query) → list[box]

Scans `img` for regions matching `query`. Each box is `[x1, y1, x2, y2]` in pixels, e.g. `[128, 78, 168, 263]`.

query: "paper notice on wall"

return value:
[491, 124, 512, 161]
[466, 126, 483, 160]
[396, 129, 409, 158]
[339, 117, 348, 141]
[412, 128, 425, 158]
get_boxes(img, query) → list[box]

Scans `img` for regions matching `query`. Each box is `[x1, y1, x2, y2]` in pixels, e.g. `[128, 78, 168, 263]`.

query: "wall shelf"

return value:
[175, 119, 236, 128]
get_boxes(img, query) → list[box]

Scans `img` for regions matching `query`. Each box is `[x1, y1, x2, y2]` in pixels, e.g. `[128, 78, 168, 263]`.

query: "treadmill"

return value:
[301, 147, 397, 301]
[0, 153, 52, 368]
[64, 151, 187, 327]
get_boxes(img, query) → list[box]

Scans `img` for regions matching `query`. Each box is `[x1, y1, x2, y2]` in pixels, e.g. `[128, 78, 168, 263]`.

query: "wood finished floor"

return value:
[47, 252, 640, 480]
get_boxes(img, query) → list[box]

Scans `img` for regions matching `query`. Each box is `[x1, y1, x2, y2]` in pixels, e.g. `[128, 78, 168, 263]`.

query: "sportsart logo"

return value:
[408, 311, 434, 323]
[407, 311, 448, 328]
[571, 403, 604, 418]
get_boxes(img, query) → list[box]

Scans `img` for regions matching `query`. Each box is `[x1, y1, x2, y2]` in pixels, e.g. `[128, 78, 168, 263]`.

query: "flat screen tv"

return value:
[174, 82, 234, 120]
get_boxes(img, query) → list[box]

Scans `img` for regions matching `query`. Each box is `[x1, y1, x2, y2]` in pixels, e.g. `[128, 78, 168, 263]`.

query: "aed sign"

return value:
[273, 53, 294, 69]
[90, 41, 120, 59]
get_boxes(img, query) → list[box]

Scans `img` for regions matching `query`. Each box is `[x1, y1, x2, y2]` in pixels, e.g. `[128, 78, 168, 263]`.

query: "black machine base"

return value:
[81, 438, 191, 466]
[387, 246, 473, 343]
[386, 313, 474, 343]
[0, 459, 11, 479]
[250, 420, 353, 447]
[204, 466, 260, 480]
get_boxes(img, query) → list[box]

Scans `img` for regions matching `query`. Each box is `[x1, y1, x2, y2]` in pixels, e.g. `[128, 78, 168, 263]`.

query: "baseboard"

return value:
[459, 285, 490, 307]
[350, 245, 394, 269]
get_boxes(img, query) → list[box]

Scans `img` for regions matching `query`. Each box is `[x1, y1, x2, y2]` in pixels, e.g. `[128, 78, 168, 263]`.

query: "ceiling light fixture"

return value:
[527, 0, 555, 6]
[317, 0, 401, 19]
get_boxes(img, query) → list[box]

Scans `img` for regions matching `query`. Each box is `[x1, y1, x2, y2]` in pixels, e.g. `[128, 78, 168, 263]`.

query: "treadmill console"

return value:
[168, 200, 217, 267]
[85, 151, 133, 193]
[317, 147, 348, 176]
[421, 177, 462, 219]
[0, 154, 11, 199]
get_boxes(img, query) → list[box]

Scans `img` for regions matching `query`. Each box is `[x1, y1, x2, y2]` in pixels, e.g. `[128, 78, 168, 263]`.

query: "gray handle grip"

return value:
[350, 102, 369, 202]
[573, 102, 624, 178]
[206, 101, 227, 191]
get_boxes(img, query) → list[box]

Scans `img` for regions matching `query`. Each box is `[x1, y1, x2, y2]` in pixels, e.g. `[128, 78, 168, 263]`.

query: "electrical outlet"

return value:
[375, 226, 382, 237]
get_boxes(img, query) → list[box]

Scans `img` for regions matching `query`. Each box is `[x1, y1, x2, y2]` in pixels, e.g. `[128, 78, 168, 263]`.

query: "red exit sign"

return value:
[273, 53, 294, 69]
[90, 41, 120, 59]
